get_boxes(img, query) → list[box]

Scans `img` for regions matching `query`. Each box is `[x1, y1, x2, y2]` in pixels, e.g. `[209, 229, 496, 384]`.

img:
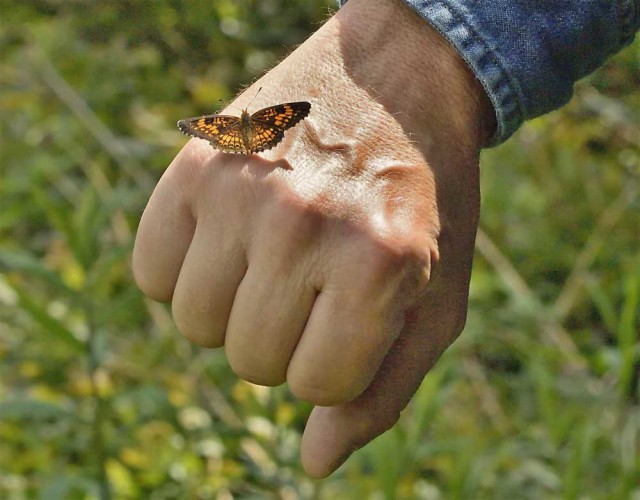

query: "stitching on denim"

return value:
[338, 0, 521, 143]
[339, 0, 639, 143]
[411, 1, 525, 144]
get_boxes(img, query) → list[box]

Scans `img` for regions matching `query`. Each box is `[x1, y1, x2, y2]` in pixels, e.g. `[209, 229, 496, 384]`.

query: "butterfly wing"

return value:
[249, 102, 311, 153]
[177, 115, 247, 154]
[177, 102, 311, 155]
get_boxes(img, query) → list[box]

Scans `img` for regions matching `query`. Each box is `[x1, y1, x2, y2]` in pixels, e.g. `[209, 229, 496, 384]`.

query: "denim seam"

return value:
[405, 1, 525, 145]
[338, 0, 639, 144]
[338, 0, 525, 145]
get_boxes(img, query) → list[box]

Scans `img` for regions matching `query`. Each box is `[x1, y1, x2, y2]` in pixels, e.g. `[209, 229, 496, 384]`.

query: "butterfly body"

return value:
[177, 101, 311, 155]
[239, 110, 253, 153]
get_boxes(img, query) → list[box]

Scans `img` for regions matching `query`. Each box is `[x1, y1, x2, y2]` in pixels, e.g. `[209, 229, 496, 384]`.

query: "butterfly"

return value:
[177, 101, 311, 155]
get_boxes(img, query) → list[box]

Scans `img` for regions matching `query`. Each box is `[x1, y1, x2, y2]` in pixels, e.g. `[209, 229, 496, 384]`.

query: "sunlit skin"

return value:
[133, 0, 495, 478]
[178, 101, 311, 155]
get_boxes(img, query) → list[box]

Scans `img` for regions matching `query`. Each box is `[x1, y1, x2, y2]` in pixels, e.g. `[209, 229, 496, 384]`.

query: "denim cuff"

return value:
[338, 0, 639, 146]
[398, 1, 521, 146]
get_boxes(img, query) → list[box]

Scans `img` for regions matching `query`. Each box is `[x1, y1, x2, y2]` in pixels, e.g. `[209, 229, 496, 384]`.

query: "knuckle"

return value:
[271, 188, 321, 236]
[362, 231, 434, 281]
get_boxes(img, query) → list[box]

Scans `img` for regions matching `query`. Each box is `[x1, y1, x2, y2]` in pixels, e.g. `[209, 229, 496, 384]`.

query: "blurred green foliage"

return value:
[0, 1, 638, 498]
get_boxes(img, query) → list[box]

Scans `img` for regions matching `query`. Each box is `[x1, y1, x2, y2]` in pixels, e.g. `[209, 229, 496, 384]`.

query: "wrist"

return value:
[336, 0, 496, 151]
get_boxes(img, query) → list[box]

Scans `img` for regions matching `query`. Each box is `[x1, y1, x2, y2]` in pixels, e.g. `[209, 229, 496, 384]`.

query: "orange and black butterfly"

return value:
[177, 100, 311, 155]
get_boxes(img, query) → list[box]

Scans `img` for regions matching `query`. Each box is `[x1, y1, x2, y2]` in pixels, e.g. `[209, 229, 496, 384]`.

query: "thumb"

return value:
[299, 309, 450, 478]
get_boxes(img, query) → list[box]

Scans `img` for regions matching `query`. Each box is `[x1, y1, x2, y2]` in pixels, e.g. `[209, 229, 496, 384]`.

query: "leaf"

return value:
[9, 281, 84, 351]
[0, 399, 77, 421]
[0, 249, 77, 298]
[38, 474, 98, 500]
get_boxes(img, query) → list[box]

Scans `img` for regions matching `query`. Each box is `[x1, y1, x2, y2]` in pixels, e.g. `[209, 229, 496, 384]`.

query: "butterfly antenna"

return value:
[219, 87, 262, 114]
[245, 86, 263, 110]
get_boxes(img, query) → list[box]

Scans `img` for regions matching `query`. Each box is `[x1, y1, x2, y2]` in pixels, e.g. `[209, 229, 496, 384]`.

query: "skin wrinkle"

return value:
[191, 0, 472, 328]
[258, 10, 428, 226]
[293, 105, 429, 233]
[257, 193, 323, 265]
[134, 0, 497, 478]
[333, 2, 485, 314]
[338, 0, 493, 156]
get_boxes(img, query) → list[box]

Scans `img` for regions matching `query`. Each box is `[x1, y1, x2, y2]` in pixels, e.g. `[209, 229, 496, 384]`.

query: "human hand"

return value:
[133, 0, 494, 478]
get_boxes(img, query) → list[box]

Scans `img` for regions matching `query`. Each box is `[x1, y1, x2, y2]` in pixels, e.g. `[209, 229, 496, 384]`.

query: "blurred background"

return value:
[0, 1, 638, 498]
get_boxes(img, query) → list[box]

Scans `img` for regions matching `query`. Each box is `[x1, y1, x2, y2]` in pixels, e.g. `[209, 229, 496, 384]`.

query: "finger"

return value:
[300, 287, 470, 478]
[287, 287, 405, 407]
[224, 264, 317, 385]
[224, 195, 321, 385]
[286, 243, 410, 406]
[171, 213, 248, 347]
[133, 144, 207, 302]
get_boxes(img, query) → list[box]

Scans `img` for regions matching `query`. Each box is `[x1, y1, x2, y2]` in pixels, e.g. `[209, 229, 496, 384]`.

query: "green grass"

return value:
[1, 2, 638, 498]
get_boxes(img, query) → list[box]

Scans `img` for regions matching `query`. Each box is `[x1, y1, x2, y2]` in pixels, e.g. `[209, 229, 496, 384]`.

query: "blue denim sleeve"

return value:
[338, 1, 639, 145]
